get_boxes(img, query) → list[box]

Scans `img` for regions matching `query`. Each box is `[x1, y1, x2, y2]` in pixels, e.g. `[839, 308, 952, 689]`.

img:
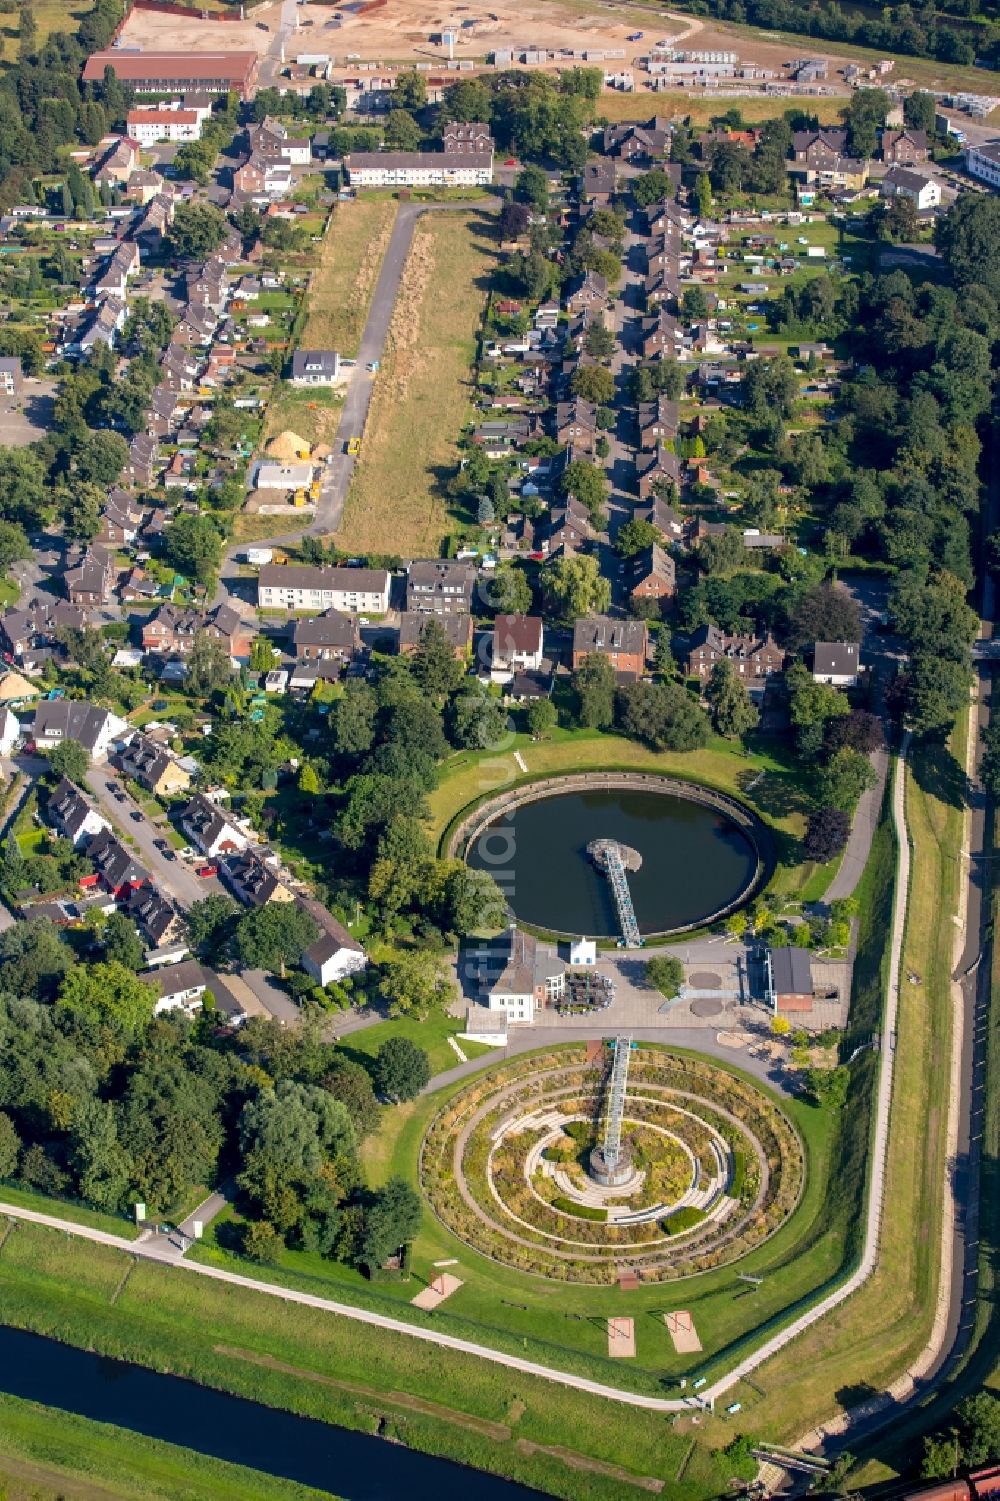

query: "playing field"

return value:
[338, 208, 495, 556]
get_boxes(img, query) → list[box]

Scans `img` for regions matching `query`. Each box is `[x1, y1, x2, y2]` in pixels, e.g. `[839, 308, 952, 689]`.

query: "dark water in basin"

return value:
[0, 1323, 544, 1501]
[467, 788, 757, 936]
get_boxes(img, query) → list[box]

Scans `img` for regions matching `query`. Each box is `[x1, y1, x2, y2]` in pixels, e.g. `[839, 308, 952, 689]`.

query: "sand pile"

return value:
[267, 430, 312, 461]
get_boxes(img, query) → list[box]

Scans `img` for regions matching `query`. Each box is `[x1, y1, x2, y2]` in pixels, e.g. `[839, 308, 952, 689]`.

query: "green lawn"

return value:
[338, 1010, 488, 1076]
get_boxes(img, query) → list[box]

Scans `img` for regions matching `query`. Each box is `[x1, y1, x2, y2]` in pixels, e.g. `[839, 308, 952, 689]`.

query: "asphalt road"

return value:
[83, 768, 224, 910]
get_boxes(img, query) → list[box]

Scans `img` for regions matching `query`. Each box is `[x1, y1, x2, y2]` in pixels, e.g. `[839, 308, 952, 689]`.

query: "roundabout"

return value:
[421, 1044, 805, 1284]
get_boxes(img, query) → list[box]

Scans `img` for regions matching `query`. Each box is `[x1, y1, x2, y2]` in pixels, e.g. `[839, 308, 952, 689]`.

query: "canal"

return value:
[0, 1324, 546, 1501]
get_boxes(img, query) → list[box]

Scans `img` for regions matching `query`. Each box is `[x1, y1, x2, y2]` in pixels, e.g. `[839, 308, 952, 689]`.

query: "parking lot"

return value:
[0, 377, 58, 448]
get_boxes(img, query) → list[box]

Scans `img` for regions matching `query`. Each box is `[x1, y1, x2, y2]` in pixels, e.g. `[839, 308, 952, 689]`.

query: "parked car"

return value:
[130, 810, 143, 822]
[153, 838, 169, 851]
[197, 864, 218, 878]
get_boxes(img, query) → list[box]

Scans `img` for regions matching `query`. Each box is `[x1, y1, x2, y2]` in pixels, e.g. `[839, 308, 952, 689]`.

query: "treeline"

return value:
[0, 1, 131, 207]
[0, 924, 425, 1271]
[673, 0, 996, 67]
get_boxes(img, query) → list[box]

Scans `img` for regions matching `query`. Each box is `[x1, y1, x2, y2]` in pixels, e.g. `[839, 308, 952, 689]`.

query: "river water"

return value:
[0, 1324, 545, 1501]
[468, 787, 758, 936]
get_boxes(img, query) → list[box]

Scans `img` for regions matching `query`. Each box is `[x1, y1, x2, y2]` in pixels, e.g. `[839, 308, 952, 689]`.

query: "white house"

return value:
[569, 938, 597, 967]
[290, 350, 340, 386]
[491, 614, 544, 681]
[127, 108, 203, 145]
[299, 898, 367, 987]
[880, 166, 941, 209]
[0, 707, 19, 757]
[812, 641, 861, 688]
[253, 461, 314, 491]
[31, 702, 127, 762]
[47, 777, 110, 849]
[257, 563, 390, 615]
[345, 149, 493, 189]
[965, 139, 1000, 190]
[483, 925, 565, 1026]
[179, 792, 250, 858]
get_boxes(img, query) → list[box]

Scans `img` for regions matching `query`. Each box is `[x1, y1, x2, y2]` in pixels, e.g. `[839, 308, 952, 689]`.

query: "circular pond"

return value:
[466, 786, 759, 937]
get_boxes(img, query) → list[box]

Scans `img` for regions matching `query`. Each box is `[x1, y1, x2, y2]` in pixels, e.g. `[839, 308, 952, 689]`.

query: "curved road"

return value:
[0, 746, 914, 1417]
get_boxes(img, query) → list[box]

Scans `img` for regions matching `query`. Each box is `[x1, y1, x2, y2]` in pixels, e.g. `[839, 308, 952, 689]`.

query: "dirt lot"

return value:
[111, 0, 285, 57]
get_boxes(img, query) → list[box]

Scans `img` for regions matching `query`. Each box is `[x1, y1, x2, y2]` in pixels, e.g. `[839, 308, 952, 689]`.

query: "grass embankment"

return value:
[714, 724, 964, 1446]
[597, 92, 851, 125]
[0, 1217, 735, 1501]
[0, 1394, 339, 1501]
[299, 198, 397, 360]
[339, 209, 495, 556]
[428, 726, 824, 901]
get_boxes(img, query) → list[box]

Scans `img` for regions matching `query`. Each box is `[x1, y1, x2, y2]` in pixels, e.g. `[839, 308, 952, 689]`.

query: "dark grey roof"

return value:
[770, 946, 813, 997]
[813, 641, 860, 676]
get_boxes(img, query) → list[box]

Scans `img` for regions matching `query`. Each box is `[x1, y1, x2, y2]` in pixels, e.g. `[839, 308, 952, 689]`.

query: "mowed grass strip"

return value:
[339, 209, 495, 555]
[598, 91, 850, 125]
[0, 1394, 338, 1501]
[299, 199, 397, 359]
[715, 724, 965, 1445]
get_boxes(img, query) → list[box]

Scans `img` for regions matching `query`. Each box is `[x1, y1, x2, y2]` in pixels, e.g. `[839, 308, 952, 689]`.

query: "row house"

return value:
[148, 382, 181, 437]
[92, 241, 140, 301]
[134, 192, 174, 252]
[687, 624, 784, 699]
[127, 432, 160, 489]
[85, 828, 148, 898]
[73, 296, 127, 356]
[175, 307, 217, 346]
[564, 270, 608, 316]
[625, 543, 675, 607]
[292, 610, 360, 663]
[640, 309, 685, 360]
[544, 496, 595, 557]
[124, 884, 183, 948]
[0, 599, 86, 662]
[554, 398, 598, 453]
[643, 199, 690, 236]
[644, 265, 682, 307]
[160, 345, 202, 392]
[406, 559, 477, 615]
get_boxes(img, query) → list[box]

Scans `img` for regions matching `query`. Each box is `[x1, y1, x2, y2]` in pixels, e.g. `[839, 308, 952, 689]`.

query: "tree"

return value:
[573, 651, 615, 729]
[515, 164, 548, 211]
[393, 69, 426, 110]
[616, 518, 662, 558]
[584, 322, 616, 360]
[570, 364, 615, 406]
[616, 680, 710, 752]
[186, 634, 231, 698]
[526, 697, 557, 737]
[706, 661, 759, 741]
[804, 1065, 850, 1109]
[0, 447, 47, 526]
[842, 87, 890, 159]
[358, 1176, 422, 1270]
[559, 458, 608, 526]
[75, 429, 129, 485]
[187, 894, 240, 959]
[165, 513, 222, 587]
[250, 637, 278, 674]
[56, 961, 156, 1039]
[803, 807, 851, 863]
[646, 955, 683, 999]
[694, 172, 712, 220]
[904, 91, 936, 134]
[788, 584, 862, 651]
[102, 911, 144, 972]
[167, 201, 227, 261]
[499, 199, 530, 240]
[0, 519, 30, 572]
[543, 554, 610, 620]
[298, 763, 321, 795]
[332, 680, 378, 759]
[46, 738, 89, 785]
[956, 1393, 1000, 1468]
[485, 562, 532, 616]
[632, 168, 672, 206]
[439, 863, 506, 935]
[816, 747, 878, 813]
[410, 617, 464, 698]
[234, 904, 319, 977]
[68, 1097, 130, 1211]
[62, 484, 104, 543]
[384, 109, 421, 152]
[371, 1035, 431, 1100]
[0, 1111, 19, 1180]
[448, 682, 508, 749]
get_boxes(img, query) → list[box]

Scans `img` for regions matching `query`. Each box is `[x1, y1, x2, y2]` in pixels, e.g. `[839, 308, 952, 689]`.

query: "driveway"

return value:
[84, 768, 223, 910]
[237, 966, 301, 1025]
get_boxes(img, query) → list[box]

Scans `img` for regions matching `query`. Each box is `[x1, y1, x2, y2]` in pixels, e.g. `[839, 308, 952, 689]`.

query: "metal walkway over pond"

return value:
[587, 839, 642, 948]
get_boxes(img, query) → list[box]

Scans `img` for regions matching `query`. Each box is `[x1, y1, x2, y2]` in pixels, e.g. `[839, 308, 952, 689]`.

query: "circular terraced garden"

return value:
[420, 1046, 805, 1284]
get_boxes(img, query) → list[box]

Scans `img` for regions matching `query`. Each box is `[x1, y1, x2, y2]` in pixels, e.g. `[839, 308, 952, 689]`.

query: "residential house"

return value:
[636, 495, 686, 545]
[127, 107, 203, 144]
[292, 609, 360, 663]
[30, 702, 127, 761]
[406, 559, 477, 615]
[127, 432, 160, 488]
[582, 158, 617, 203]
[63, 546, 115, 607]
[397, 613, 472, 657]
[791, 128, 848, 166]
[290, 349, 340, 385]
[96, 495, 144, 550]
[223, 847, 294, 907]
[123, 169, 165, 206]
[443, 121, 494, 154]
[964, 139, 1000, 189]
[687, 624, 784, 698]
[491, 614, 544, 679]
[117, 733, 192, 797]
[257, 564, 391, 614]
[93, 136, 140, 187]
[93, 242, 140, 301]
[554, 398, 598, 453]
[142, 604, 200, 657]
[179, 793, 250, 859]
[85, 829, 148, 897]
[625, 544, 675, 608]
[73, 296, 127, 356]
[881, 128, 928, 164]
[572, 616, 648, 676]
[602, 116, 670, 163]
[564, 271, 608, 315]
[812, 640, 861, 688]
[204, 603, 256, 665]
[480, 924, 565, 1025]
[344, 149, 493, 188]
[544, 496, 594, 556]
[145, 958, 212, 1015]
[47, 777, 110, 849]
[0, 356, 22, 397]
[637, 397, 679, 450]
[640, 309, 684, 359]
[880, 166, 941, 209]
[0, 599, 86, 663]
[299, 897, 367, 987]
[124, 884, 183, 948]
[636, 444, 682, 499]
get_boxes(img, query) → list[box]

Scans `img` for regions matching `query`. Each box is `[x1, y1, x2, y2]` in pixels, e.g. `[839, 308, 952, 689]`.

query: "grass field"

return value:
[299, 199, 398, 360]
[711, 723, 965, 1448]
[427, 726, 821, 900]
[0, 1217, 745, 1501]
[0, 1395, 341, 1501]
[263, 384, 345, 453]
[2, 0, 90, 58]
[337, 1009, 492, 1075]
[598, 91, 851, 125]
[338, 209, 495, 556]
